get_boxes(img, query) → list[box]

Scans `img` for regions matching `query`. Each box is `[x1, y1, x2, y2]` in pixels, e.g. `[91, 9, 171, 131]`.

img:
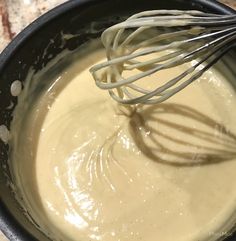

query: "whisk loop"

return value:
[89, 10, 236, 105]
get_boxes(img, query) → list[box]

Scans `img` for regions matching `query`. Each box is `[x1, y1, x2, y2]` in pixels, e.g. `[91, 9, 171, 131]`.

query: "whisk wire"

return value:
[90, 10, 236, 105]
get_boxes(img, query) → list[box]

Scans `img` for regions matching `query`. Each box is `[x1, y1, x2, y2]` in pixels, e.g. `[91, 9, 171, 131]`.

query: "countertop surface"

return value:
[0, 0, 236, 240]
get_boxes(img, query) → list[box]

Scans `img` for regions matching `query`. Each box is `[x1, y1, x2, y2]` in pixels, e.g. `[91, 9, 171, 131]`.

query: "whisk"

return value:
[89, 10, 236, 105]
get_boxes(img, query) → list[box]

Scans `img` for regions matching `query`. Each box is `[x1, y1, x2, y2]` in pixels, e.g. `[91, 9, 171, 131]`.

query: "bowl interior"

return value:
[0, 0, 235, 240]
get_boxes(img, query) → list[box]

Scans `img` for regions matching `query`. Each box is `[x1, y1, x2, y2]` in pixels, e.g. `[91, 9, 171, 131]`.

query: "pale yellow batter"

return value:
[10, 42, 236, 241]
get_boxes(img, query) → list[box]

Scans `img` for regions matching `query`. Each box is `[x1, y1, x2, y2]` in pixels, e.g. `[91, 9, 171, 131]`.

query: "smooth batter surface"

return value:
[10, 42, 236, 241]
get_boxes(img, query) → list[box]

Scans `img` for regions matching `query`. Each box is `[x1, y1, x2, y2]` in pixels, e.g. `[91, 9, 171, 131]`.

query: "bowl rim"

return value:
[0, 0, 235, 69]
[0, 0, 235, 240]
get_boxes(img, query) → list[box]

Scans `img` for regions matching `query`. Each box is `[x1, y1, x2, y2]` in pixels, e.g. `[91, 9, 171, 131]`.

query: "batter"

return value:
[10, 41, 236, 241]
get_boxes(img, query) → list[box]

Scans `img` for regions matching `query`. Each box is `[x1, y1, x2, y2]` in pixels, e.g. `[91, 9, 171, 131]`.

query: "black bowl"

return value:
[0, 0, 236, 240]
